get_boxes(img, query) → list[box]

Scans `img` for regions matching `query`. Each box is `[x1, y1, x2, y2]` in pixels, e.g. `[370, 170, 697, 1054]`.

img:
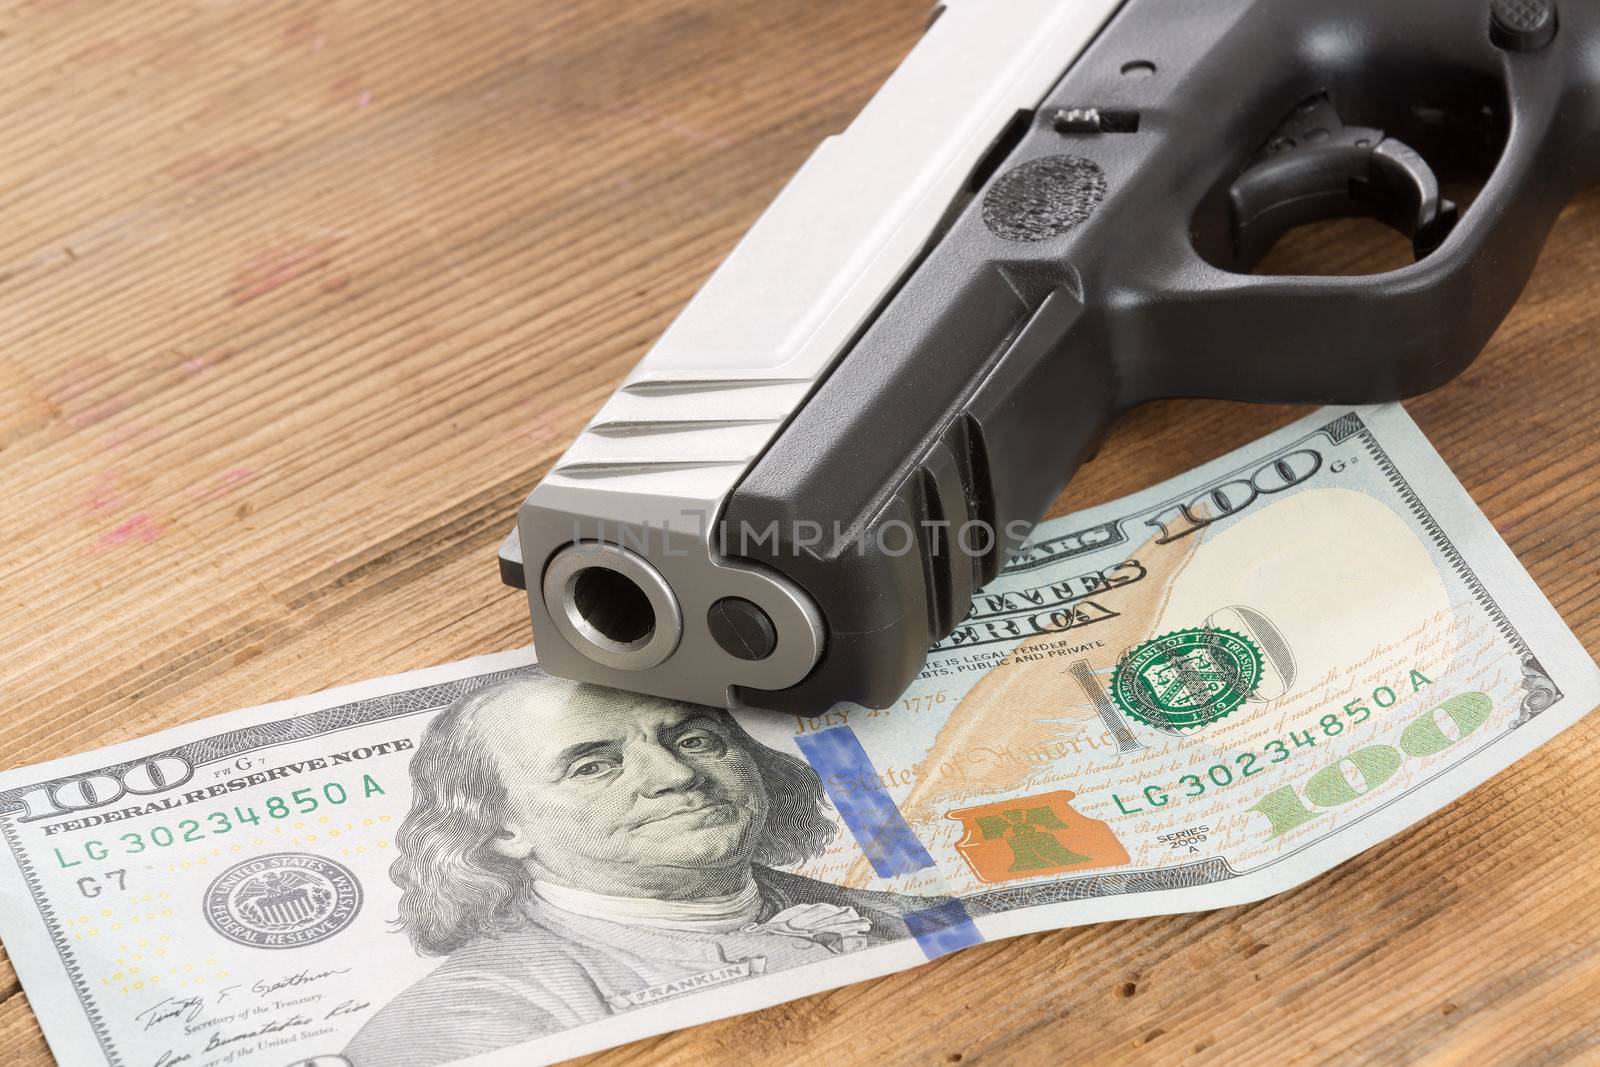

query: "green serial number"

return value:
[52, 775, 385, 870]
[1113, 670, 1435, 815]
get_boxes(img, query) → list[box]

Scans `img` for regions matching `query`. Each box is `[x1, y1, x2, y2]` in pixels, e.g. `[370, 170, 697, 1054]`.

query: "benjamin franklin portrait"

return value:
[343, 673, 943, 1067]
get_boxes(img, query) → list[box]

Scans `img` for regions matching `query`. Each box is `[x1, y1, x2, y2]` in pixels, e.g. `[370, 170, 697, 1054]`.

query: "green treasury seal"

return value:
[1111, 627, 1263, 732]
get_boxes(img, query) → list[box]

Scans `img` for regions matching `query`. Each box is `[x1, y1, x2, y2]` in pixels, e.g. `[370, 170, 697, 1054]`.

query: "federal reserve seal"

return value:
[204, 853, 362, 949]
[1111, 627, 1263, 732]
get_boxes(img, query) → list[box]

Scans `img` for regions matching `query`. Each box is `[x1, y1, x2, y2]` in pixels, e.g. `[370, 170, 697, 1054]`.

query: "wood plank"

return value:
[1, 1, 1595, 1064]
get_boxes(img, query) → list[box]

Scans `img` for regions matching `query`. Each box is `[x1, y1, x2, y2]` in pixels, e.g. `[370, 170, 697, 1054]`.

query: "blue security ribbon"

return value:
[903, 899, 983, 958]
[794, 726, 982, 959]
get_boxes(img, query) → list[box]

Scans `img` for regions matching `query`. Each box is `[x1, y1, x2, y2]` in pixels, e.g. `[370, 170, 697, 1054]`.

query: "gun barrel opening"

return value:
[542, 541, 682, 672]
[569, 566, 654, 648]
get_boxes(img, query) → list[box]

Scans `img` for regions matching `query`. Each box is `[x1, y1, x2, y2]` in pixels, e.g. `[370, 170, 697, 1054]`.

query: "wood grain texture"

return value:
[0, 1, 1595, 1064]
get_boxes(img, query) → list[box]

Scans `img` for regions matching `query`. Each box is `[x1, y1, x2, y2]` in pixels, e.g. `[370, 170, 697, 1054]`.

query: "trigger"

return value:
[1227, 94, 1459, 268]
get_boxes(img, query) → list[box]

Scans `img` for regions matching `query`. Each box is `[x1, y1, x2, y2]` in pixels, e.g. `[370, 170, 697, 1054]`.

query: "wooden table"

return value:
[2, 1, 1596, 1063]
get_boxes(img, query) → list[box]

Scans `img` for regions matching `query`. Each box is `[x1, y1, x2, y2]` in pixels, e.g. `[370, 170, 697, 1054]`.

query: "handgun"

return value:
[498, 0, 1598, 712]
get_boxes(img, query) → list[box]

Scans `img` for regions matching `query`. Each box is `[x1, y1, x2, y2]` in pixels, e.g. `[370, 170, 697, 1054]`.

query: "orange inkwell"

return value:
[946, 790, 1129, 883]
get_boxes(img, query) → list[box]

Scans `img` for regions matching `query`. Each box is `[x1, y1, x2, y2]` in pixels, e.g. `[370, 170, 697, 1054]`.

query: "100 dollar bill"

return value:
[0, 405, 1594, 1067]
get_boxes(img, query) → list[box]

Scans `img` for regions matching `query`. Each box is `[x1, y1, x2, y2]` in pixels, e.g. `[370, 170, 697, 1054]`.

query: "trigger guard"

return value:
[1228, 127, 1460, 267]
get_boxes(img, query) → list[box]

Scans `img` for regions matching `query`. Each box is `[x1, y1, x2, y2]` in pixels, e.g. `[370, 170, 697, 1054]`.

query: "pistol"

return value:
[498, 0, 1598, 711]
